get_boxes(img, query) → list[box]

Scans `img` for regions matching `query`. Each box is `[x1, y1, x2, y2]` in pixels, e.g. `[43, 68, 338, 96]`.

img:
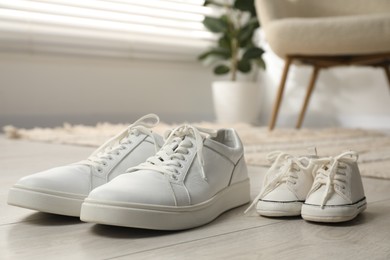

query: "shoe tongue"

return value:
[299, 157, 310, 167]
[155, 137, 183, 162]
[169, 136, 187, 150]
[171, 143, 179, 151]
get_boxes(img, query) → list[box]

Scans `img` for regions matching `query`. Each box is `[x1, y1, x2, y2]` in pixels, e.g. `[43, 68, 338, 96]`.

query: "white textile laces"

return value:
[82, 114, 160, 172]
[128, 124, 217, 181]
[244, 151, 311, 214]
[311, 151, 359, 208]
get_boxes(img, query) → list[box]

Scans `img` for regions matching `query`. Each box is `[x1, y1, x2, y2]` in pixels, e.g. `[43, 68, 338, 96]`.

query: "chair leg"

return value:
[296, 66, 320, 129]
[269, 57, 292, 130]
[383, 65, 390, 91]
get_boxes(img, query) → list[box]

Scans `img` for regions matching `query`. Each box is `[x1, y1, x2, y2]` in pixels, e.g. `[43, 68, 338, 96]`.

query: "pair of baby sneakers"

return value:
[246, 150, 367, 222]
[8, 114, 250, 230]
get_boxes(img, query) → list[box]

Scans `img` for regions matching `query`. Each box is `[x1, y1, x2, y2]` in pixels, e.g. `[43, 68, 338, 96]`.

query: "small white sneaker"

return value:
[301, 151, 367, 223]
[245, 152, 318, 217]
[7, 114, 163, 217]
[80, 124, 250, 230]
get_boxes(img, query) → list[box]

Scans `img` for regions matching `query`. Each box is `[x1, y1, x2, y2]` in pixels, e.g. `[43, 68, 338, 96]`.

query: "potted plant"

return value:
[199, 0, 265, 124]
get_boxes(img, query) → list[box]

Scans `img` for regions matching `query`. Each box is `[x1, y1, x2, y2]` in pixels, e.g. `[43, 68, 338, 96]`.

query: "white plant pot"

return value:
[212, 81, 261, 124]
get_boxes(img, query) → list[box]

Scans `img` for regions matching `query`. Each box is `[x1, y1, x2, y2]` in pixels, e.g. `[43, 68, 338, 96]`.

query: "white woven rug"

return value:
[4, 123, 390, 179]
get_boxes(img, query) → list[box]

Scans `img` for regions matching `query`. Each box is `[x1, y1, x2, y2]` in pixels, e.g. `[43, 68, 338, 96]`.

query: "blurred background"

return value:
[0, 0, 389, 129]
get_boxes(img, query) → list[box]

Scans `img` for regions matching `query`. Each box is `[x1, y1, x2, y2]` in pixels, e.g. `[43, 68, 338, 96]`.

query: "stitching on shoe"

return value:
[228, 154, 245, 186]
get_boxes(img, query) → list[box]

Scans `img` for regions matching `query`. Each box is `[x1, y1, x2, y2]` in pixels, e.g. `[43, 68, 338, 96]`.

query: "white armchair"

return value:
[256, 0, 390, 129]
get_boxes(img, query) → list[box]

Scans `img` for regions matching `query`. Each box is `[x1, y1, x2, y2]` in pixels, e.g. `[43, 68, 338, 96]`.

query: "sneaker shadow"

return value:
[90, 224, 177, 239]
[18, 212, 83, 226]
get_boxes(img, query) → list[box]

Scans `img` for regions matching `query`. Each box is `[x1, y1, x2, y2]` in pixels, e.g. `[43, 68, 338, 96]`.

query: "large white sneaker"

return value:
[80, 125, 250, 230]
[301, 151, 367, 223]
[8, 114, 163, 217]
[245, 152, 318, 217]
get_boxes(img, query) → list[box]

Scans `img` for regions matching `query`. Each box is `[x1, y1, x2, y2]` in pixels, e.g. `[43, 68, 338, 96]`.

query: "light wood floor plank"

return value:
[1, 136, 390, 259]
[118, 200, 390, 260]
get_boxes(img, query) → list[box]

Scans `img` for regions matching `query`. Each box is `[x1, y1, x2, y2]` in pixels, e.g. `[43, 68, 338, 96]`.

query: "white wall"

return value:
[0, 51, 389, 129]
[259, 52, 390, 129]
[0, 52, 216, 128]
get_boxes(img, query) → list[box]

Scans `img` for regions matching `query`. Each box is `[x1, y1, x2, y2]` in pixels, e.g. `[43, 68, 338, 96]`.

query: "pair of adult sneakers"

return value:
[245, 150, 367, 222]
[7, 114, 251, 230]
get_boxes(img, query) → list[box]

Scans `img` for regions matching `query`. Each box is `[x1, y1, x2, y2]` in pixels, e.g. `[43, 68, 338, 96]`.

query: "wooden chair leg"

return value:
[269, 57, 292, 130]
[383, 66, 390, 91]
[296, 66, 320, 129]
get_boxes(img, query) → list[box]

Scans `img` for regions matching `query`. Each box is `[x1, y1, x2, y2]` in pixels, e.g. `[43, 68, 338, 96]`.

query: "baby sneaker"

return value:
[80, 124, 250, 230]
[245, 151, 318, 217]
[7, 114, 163, 217]
[301, 151, 367, 223]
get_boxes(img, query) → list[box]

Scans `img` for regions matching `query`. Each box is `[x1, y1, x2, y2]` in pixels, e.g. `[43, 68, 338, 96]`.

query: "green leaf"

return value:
[237, 59, 251, 73]
[238, 18, 259, 46]
[198, 50, 211, 61]
[247, 16, 260, 27]
[234, 0, 257, 16]
[243, 47, 264, 60]
[214, 65, 230, 75]
[218, 35, 231, 50]
[198, 47, 231, 61]
[203, 16, 228, 33]
[256, 58, 266, 70]
[203, 0, 212, 6]
[201, 55, 223, 66]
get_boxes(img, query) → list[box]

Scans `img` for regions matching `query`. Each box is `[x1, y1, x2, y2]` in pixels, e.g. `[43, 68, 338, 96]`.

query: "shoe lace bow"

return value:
[128, 124, 217, 181]
[311, 151, 358, 208]
[82, 114, 160, 172]
[244, 151, 310, 214]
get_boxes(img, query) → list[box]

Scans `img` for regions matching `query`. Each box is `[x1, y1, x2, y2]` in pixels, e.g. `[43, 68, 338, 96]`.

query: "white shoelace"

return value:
[311, 151, 358, 208]
[128, 124, 217, 181]
[244, 151, 310, 214]
[82, 114, 160, 172]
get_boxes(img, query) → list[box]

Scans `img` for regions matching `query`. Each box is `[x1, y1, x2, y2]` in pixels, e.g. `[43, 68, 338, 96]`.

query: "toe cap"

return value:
[87, 170, 177, 206]
[15, 164, 92, 196]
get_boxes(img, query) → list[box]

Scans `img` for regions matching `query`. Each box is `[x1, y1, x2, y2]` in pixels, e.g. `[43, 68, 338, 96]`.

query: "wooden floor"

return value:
[1, 136, 390, 260]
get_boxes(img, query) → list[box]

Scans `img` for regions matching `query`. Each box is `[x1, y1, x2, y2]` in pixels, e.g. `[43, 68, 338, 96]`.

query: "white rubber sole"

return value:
[256, 200, 303, 217]
[7, 185, 86, 217]
[80, 179, 251, 230]
[301, 197, 367, 223]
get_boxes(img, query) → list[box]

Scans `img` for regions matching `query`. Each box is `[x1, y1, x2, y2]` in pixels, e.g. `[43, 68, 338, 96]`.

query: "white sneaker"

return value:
[245, 152, 318, 216]
[80, 124, 250, 230]
[7, 114, 163, 217]
[301, 151, 367, 222]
